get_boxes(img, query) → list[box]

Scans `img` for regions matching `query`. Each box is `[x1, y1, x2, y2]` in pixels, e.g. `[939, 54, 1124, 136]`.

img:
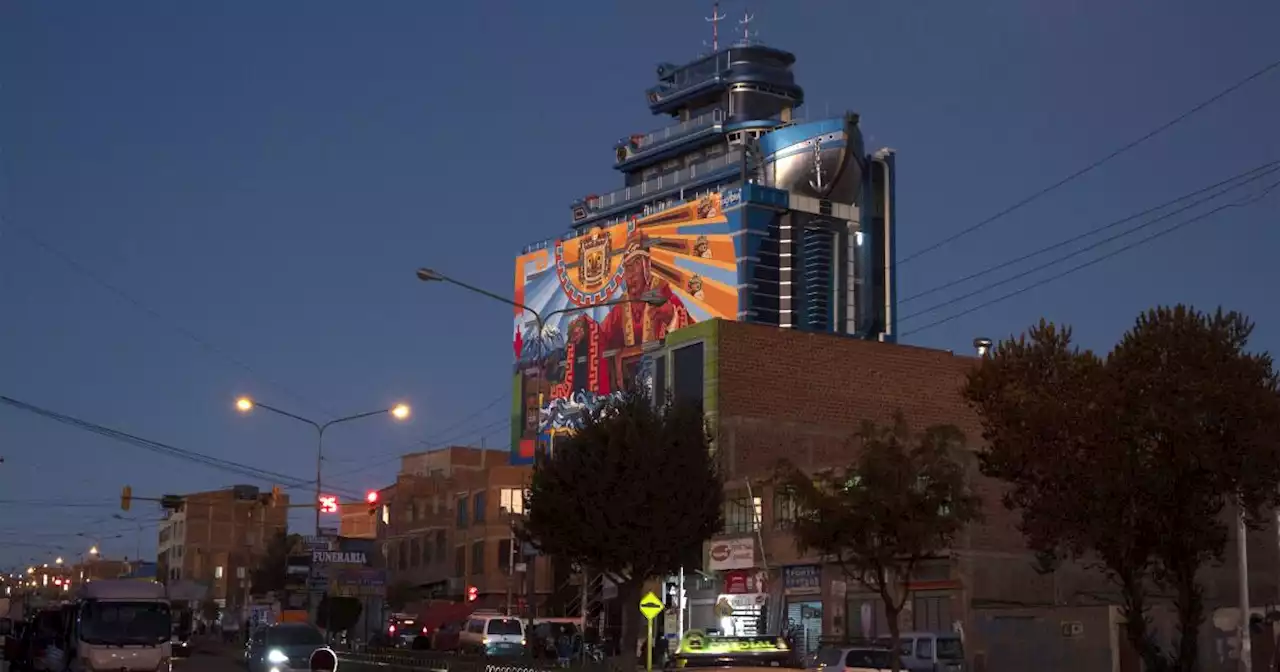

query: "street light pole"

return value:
[235, 398, 410, 615]
[235, 400, 410, 536]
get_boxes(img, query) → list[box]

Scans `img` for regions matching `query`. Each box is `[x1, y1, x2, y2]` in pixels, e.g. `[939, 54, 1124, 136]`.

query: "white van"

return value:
[458, 612, 526, 657]
[67, 580, 172, 672]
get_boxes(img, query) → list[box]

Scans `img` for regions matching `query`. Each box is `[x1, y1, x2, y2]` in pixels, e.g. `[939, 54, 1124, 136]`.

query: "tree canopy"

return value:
[317, 595, 363, 633]
[776, 416, 980, 672]
[250, 531, 302, 596]
[523, 393, 721, 661]
[965, 306, 1280, 672]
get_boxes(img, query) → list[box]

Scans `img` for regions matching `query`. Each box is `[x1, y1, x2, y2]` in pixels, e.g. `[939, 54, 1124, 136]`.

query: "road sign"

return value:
[639, 591, 664, 621]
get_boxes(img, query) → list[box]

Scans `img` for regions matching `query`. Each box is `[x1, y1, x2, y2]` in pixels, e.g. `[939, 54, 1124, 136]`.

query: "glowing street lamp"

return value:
[234, 396, 412, 551]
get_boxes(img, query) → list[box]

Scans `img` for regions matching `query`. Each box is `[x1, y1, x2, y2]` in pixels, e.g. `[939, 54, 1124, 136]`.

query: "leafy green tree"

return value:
[523, 394, 721, 665]
[965, 307, 1280, 672]
[250, 532, 302, 596]
[776, 416, 981, 672]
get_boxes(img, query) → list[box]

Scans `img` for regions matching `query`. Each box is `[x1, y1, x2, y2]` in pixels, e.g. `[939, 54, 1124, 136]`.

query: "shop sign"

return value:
[708, 537, 755, 571]
[724, 569, 767, 595]
[783, 565, 822, 595]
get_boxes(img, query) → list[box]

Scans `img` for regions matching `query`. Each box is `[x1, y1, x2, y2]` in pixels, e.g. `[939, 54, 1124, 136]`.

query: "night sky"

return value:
[2, 0, 1278, 570]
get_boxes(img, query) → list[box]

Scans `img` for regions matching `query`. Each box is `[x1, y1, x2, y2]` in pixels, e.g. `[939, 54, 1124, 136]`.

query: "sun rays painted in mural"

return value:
[511, 193, 738, 462]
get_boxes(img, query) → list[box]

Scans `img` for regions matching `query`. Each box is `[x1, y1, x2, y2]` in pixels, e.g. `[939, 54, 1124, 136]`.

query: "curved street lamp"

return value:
[233, 397, 411, 536]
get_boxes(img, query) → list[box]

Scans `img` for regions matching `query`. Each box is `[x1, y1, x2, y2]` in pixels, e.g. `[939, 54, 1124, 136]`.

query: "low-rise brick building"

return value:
[376, 447, 550, 613]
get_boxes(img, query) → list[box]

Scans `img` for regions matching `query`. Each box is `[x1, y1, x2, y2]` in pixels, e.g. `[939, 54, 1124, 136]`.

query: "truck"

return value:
[67, 580, 172, 672]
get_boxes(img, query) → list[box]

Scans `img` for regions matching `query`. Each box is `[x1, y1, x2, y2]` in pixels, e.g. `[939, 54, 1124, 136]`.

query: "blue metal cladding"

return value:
[743, 205, 782, 325]
[801, 225, 835, 332]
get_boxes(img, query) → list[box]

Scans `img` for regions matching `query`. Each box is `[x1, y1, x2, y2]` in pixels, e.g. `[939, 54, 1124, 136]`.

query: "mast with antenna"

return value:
[739, 11, 756, 45]
[705, 2, 726, 52]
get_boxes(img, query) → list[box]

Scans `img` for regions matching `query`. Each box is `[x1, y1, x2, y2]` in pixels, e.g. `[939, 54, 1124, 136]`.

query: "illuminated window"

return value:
[499, 488, 526, 515]
[215, 566, 224, 579]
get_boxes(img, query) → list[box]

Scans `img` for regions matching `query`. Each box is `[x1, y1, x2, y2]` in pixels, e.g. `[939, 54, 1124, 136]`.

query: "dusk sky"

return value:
[2, 0, 1277, 570]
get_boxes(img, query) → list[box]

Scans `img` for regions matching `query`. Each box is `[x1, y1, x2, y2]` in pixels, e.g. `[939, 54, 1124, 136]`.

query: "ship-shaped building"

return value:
[511, 26, 898, 464]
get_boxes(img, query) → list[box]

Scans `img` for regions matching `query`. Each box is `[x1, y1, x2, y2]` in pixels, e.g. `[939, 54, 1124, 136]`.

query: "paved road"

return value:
[177, 647, 244, 672]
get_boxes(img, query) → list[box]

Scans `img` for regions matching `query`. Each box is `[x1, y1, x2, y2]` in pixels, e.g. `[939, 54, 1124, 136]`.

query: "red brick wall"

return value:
[711, 321, 1040, 611]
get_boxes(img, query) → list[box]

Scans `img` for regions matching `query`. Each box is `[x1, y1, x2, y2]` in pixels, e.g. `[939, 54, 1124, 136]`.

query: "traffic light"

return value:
[318, 495, 338, 514]
[120, 486, 132, 512]
[366, 491, 379, 516]
[466, 586, 478, 602]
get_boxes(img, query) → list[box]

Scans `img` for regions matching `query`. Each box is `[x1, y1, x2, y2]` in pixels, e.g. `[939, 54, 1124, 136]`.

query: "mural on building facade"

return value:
[511, 193, 740, 463]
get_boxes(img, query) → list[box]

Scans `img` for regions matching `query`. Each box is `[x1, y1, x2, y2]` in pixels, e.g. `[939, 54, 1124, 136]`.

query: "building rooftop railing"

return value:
[577, 148, 742, 219]
[622, 109, 724, 158]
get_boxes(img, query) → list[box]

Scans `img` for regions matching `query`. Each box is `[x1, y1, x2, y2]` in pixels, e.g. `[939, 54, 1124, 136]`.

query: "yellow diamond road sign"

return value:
[639, 591, 664, 621]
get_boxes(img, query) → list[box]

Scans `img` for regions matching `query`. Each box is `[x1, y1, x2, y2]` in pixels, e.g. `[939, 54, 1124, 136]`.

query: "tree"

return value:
[523, 394, 721, 664]
[317, 595, 363, 633]
[776, 416, 981, 672]
[250, 532, 302, 596]
[965, 307, 1280, 672]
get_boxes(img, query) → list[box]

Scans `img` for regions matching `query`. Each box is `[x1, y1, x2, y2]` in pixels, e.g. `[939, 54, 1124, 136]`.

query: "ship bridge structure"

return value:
[510, 31, 900, 463]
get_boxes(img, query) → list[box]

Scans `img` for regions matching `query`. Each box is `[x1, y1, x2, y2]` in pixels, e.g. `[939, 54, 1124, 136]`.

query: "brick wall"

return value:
[703, 320, 1040, 631]
[381, 462, 551, 608]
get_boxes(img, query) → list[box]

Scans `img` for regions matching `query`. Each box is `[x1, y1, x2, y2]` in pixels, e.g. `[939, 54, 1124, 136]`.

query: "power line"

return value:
[898, 178, 1280, 338]
[899, 161, 1280, 305]
[0, 394, 362, 500]
[325, 414, 512, 485]
[897, 56, 1280, 266]
[898, 163, 1280, 323]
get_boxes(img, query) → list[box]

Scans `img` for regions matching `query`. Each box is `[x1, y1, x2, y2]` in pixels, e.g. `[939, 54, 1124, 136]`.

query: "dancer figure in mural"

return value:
[568, 229, 691, 392]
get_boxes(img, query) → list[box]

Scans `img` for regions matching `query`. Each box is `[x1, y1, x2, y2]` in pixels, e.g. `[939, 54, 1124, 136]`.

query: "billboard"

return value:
[512, 193, 740, 463]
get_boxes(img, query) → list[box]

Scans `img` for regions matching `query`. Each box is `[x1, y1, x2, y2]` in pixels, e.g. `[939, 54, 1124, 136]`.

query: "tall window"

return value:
[471, 541, 485, 575]
[410, 538, 421, 567]
[398, 541, 409, 569]
[435, 530, 446, 562]
[456, 496, 469, 528]
[672, 342, 705, 409]
[473, 492, 486, 524]
[498, 539, 513, 574]
[653, 355, 667, 406]
[454, 545, 466, 577]
[421, 534, 433, 565]
[723, 489, 762, 534]
[774, 487, 799, 530]
[499, 488, 526, 515]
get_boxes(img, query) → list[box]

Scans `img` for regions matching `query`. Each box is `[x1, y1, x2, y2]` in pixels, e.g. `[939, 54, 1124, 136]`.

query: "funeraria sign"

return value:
[312, 550, 369, 566]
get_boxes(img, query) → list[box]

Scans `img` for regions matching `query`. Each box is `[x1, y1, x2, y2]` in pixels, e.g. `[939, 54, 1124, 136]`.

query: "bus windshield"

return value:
[79, 601, 172, 646]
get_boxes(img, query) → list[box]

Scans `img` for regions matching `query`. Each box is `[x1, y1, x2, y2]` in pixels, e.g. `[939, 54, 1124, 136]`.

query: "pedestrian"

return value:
[556, 631, 573, 668]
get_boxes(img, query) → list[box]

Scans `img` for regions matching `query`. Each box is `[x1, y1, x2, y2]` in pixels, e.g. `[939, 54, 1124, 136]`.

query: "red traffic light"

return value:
[318, 495, 339, 514]
[466, 586, 478, 602]
[366, 491, 379, 504]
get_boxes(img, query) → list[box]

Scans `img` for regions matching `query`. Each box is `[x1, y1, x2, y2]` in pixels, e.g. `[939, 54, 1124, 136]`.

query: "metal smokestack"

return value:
[973, 337, 993, 358]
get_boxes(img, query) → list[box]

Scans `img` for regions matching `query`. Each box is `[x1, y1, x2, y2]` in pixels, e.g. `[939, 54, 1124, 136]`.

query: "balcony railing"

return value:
[624, 109, 724, 157]
[580, 148, 742, 216]
[646, 51, 732, 105]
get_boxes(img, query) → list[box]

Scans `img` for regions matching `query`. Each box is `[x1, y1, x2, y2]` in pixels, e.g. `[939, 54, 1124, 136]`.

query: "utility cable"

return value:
[899, 161, 1280, 304]
[898, 178, 1280, 338]
[897, 56, 1280, 266]
[0, 394, 362, 500]
[898, 162, 1280, 323]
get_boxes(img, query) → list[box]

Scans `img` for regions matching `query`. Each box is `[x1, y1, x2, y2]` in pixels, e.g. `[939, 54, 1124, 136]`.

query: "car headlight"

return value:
[267, 649, 288, 664]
